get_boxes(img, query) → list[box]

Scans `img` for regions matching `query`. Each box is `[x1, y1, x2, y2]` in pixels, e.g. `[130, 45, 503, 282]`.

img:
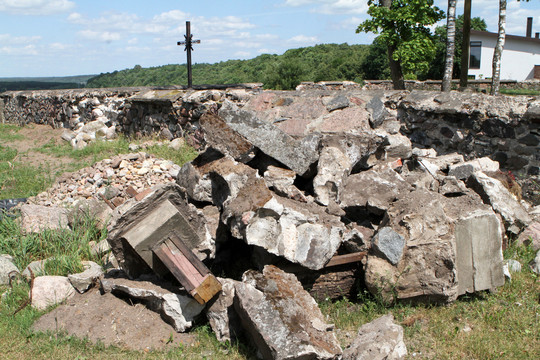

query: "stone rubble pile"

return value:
[2, 88, 540, 359]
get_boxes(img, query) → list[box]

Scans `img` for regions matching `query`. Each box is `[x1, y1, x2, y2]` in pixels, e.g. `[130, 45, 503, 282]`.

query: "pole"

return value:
[186, 21, 193, 89]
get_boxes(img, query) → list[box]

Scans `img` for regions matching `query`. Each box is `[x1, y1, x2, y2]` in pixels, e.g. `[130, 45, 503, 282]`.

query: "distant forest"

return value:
[0, 75, 95, 92]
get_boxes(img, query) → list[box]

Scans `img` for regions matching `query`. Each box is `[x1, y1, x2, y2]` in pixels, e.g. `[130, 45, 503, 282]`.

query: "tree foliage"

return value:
[86, 44, 369, 90]
[356, 0, 445, 75]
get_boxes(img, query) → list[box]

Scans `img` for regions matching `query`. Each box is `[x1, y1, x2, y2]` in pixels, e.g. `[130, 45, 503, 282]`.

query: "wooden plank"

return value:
[167, 232, 210, 276]
[161, 239, 205, 287]
[190, 274, 222, 304]
[125, 186, 138, 198]
[153, 244, 196, 292]
[324, 252, 367, 268]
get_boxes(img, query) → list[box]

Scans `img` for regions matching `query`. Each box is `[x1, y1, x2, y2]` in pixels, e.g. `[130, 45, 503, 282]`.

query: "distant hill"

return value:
[0, 75, 96, 92]
[86, 43, 370, 90]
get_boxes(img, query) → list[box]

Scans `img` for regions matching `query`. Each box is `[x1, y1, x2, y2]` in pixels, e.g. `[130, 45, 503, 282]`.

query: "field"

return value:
[0, 123, 538, 359]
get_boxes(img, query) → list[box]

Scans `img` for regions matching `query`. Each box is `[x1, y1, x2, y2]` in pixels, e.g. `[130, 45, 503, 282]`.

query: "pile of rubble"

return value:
[2, 92, 540, 359]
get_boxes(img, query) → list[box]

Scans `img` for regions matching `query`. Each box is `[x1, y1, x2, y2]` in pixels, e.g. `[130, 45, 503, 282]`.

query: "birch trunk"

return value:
[459, 0, 472, 90]
[442, 0, 457, 92]
[491, 0, 507, 95]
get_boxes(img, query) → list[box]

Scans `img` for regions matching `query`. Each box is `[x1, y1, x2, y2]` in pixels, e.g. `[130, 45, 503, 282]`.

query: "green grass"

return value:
[0, 124, 24, 142]
[500, 88, 540, 96]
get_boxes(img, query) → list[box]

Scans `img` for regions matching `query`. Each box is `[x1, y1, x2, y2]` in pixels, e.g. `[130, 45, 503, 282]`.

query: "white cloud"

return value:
[288, 34, 319, 43]
[79, 30, 121, 43]
[234, 51, 251, 57]
[0, 44, 38, 55]
[0, 33, 41, 45]
[0, 0, 74, 15]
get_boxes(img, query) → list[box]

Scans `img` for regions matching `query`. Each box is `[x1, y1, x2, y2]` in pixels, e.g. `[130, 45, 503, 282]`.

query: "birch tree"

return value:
[442, 0, 457, 91]
[491, 0, 506, 95]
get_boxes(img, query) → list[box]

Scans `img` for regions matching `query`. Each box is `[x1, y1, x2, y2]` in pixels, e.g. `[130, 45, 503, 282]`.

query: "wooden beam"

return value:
[325, 252, 367, 268]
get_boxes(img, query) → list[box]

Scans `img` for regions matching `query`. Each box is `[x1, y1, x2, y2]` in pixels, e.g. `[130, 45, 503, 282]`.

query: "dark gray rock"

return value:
[372, 227, 405, 265]
[323, 94, 350, 112]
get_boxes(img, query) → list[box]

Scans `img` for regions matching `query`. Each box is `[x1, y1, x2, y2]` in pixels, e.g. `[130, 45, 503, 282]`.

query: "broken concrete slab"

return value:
[107, 183, 216, 278]
[365, 189, 504, 303]
[32, 276, 76, 310]
[224, 187, 345, 270]
[100, 276, 205, 332]
[234, 265, 342, 360]
[68, 261, 104, 293]
[206, 277, 243, 343]
[467, 171, 532, 230]
[20, 204, 69, 234]
[313, 146, 351, 206]
[340, 167, 413, 215]
[448, 157, 500, 180]
[199, 111, 256, 162]
[342, 314, 407, 360]
[218, 100, 320, 177]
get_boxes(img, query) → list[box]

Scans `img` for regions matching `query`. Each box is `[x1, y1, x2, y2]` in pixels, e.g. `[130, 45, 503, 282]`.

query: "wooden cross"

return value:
[177, 21, 201, 88]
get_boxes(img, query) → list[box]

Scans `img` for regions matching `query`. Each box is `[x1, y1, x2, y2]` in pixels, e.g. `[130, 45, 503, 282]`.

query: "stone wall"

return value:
[1, 86, 539, 178]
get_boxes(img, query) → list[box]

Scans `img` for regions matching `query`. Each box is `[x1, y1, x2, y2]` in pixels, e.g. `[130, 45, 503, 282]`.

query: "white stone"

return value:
[31, 276, 76, 310]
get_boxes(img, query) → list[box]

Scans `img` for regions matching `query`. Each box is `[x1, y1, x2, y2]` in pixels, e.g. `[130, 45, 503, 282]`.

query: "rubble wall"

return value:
[1, 87, 539, 175]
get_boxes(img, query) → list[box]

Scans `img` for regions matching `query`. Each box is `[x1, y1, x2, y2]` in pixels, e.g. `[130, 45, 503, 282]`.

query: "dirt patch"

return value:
[31, 288, 196, 351]
[7, 124, 75, 170]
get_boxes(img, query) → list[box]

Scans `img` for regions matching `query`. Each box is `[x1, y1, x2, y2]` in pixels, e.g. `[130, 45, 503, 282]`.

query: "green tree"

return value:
[357, 0, 445, 89]
[264, 60, 305, 90]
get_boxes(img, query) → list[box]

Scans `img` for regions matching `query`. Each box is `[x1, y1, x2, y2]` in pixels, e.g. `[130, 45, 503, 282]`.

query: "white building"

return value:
[469, 29, 540, 81]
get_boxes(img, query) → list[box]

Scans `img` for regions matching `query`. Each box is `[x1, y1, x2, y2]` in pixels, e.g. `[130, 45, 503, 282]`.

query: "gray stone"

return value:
[68, 261, 104, 293]
[206, 277, 243, 343]
[168, 137, 185, 151]
[340, 167, 412, 215]
[517, 221, 540, 251]
[439, 176, 469, 196]
[320, 132, 382, 170]
[31, 276, 76, 310]
[313, 146, 351, 205]
[323, 94, 350, 112]
[530, 250, 540, 274]
[448, 157, 500, 180]
[379, 132, 412, 161]
[20, 204, 69, 233]
[467, 171, 532, 230]
[366, 96, 390, 128]
[22, 258, 49, 278]
[234, 266, 342, 360]
[0, 255, 19, 285]
[100, 276, 205, 332]
[218, 100, 320, 177]
[505, 259, 522, 273]
[61, 130, 76, 142]
[263, 166, 306, 202]
[342, 314, 407, 360]
[372, 227, 405, 265]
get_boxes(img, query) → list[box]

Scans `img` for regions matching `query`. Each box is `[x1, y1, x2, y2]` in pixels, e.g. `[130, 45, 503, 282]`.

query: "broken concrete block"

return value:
[340, 167, 412, 215]
[224, 187, 345, 270]
[372, 227, 405, 265]
[378, 131, 412, 161]
[20, 204, 69, 234]
[32, 276, 76, 310]
[68, 261, 104, 293]
[342, 314, 407, 360]
[313, 146, 351, 206]
[206, 277, 243, 343]
[0, 255, 19, 285]
[365, 189, 504, 303]
[199, 112, 256, 162]
[467, 171, 532, 230]
[100, 276, 205, 332]
[449, 157, 500, 180]
[218, 100, 320, 177]
[107, 183, 216, 278]
[234, 266, 342, 360]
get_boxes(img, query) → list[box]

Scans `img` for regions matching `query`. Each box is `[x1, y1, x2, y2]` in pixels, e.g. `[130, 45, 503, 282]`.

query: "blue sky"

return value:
[1, 0, 539, 77]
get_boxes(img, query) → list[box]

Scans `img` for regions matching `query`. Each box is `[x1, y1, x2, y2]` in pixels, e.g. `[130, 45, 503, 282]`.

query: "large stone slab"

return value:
[100, 276, 205, 332]
[365, 189, 504, 303]
[206, 277, 243, 343]
[234, 266, 342, 360]
[313, 146, 351, 205]
[107, 183, 216, 278]
[218, 100, 320, 177]
[467, 171, 532, 230]
[342, 314, 407, 360]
